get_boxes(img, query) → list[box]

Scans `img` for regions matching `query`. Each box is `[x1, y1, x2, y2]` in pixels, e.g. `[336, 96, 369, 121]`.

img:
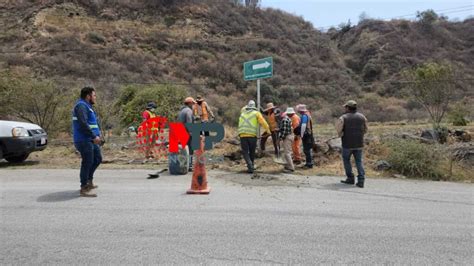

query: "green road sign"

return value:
[243, 57, 273, 81]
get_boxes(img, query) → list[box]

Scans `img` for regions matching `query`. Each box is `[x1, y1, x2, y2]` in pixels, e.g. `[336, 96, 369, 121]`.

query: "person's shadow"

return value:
[37, 191, 79, 202]
[321, 182, 359, 191]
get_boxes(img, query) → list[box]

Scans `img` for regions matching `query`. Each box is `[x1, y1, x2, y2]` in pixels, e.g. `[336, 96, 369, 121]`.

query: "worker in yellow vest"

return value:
[238, 100, 270, 173]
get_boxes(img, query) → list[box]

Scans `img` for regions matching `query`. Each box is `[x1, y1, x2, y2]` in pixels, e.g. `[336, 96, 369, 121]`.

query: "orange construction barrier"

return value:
[187, 136, 211, 194]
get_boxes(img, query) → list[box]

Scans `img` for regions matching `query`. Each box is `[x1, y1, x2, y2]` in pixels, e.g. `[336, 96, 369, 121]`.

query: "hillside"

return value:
[0, 0, 473, 125]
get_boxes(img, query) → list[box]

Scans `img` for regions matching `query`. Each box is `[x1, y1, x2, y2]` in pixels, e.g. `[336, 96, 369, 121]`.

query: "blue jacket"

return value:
[72, 99, 100, 143]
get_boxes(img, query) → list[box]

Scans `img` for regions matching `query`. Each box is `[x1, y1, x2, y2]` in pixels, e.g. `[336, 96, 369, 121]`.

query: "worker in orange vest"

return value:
[193, 96, 215, 136]
[286, 107, 302, 164]
[141, 102, 158, 159]
[193, 96, 215, 122]
[261, 102, 280, 157]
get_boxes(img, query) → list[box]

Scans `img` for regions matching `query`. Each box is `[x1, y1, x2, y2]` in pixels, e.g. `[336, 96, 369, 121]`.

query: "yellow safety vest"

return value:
[144, 110, 158, 132]
[145, 110, 156, 119]
[238, 110, 258, 136]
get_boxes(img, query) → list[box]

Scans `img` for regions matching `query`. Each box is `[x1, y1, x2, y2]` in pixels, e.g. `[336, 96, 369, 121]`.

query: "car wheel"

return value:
[5, 153, 29, 163]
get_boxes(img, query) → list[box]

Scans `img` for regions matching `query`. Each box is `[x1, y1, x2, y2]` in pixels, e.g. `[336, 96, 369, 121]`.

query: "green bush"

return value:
[87, 32, 106, 44]
[387, 139, 443, 179]
[164, 16, 176, 28]
[115, 84, 188, 128]
[448, 105, 469, 126]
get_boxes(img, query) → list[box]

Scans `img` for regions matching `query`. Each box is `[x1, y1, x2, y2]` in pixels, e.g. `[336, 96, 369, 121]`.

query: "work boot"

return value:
[86, 181, 98, 190]
[80, 188, 97, 197]
[356, 181, 365, 188]
[340, 178, 355, 185]
[247, 165, 254, 173]
[283, 167, 294, 173]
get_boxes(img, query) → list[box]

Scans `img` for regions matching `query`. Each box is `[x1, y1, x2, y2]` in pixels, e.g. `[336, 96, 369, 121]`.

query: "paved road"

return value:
[1, 169, 473, 264]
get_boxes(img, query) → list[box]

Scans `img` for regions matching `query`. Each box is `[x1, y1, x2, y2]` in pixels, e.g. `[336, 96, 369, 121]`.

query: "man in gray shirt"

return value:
[178, 97, 196, 171]
[336, 100, 368, 188]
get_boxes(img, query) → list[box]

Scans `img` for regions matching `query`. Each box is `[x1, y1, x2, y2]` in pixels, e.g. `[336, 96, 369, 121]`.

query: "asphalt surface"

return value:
[1, 169, 473, 265]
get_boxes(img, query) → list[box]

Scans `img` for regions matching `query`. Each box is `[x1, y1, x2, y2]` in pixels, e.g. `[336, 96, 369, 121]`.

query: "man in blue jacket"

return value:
[72, 87, 102, 197]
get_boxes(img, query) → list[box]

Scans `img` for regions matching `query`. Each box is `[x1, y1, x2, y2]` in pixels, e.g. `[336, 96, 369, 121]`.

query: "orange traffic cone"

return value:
[187, 136, 211, 194]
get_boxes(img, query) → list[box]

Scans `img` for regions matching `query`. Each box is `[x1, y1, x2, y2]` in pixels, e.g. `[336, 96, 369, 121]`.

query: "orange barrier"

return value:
[187, 136, 211, 194]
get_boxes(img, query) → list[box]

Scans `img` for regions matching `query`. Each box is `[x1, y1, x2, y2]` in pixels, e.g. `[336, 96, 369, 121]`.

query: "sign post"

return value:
[243, 57, 273, 152]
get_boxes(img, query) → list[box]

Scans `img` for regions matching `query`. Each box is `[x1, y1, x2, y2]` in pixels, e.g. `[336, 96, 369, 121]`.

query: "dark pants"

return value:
[261, 131, 280, 156]
[342, 148, 365, 181]
[74, 141, 102, 188]
[302, 135, 313, 167]
[188, 136, 194, 168]
[241, 137, 257, 170]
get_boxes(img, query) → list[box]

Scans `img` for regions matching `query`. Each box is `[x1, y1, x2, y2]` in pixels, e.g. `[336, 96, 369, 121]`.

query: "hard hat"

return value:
[184, 97, 196, 104]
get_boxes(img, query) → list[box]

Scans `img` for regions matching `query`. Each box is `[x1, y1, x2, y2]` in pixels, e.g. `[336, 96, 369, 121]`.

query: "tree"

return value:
[0, 69, 68, 135]
[403, 62, 455, 129]
[115, 84, 188, 128]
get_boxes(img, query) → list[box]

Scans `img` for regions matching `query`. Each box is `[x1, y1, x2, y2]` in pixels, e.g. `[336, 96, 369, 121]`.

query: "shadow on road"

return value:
[0, 160, 40, 168]
[321, 182, 359, 191]
[37, 190, 79, 202]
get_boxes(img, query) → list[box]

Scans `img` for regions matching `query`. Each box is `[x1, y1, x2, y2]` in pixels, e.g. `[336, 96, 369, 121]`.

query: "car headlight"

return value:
[12, 127, 29, 137]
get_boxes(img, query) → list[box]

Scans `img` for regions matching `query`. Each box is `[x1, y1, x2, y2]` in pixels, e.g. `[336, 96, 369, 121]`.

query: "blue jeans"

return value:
[74, 141, 102, 187]
[342, 148, 365, 181]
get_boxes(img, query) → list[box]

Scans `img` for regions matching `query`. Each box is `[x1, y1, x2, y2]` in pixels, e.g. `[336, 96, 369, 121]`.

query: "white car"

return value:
[0, 120, 48, 163]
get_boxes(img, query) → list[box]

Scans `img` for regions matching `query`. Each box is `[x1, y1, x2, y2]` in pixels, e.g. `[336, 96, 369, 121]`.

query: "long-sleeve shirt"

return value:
[74, 103, 98, 139]
[279, 116, 293, 139]
[335, 113, 368, 137]
[239, 109, 270, 138]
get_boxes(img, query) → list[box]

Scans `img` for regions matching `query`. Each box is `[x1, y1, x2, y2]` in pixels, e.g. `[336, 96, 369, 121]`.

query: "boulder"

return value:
[421, 129, 439, 142]
[364, 135, 381, 145]
[313, 141, 330, 154]
[374, 160, 391, 171]
[451, 130, 472, 142]
[224, 151, 242, 161]
[326, 138, 342, 152]
[401, 133, 435, 144]
[450, 143, 474, 167]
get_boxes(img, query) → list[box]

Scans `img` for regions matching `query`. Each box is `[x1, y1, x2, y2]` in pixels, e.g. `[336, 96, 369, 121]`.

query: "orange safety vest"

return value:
[291, 115, 300, 130]
[267, 112, 278, 131]
[193, 102, 209, 121]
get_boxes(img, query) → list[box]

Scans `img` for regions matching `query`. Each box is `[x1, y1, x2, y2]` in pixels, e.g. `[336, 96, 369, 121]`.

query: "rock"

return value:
[421, 129, 439, 141]
[451, 130, 472, 142]
[128, 159, 145, 164]
[100, 8, 118, 20]
[326, 138, 342, 152]
[121, 145, 129, 150]
[393, 174, 406, 179]
[224, 151, 242, 161]
[374, 160, 391, 171]
[460, 132, 472, 142]
[450, 143, 474, 167]
[226, 139, 240, 146]
[364, 135, 381, 145]
[401, 133, 435, 144]
[313, 141, 329, 154]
